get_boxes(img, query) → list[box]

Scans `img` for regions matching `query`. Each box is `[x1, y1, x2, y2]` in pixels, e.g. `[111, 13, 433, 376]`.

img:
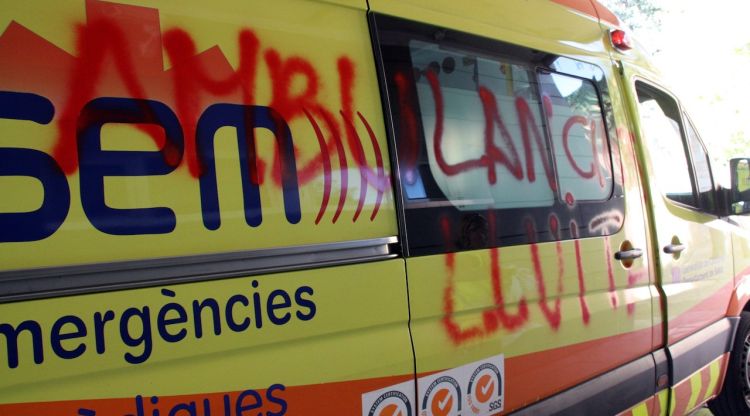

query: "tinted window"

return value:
[540, 72, 613, 203]
[685, 116, 715, 210]
[375, 14, 624, 256]
[635, 82, 716, 212]
[635, 83, 696, 207]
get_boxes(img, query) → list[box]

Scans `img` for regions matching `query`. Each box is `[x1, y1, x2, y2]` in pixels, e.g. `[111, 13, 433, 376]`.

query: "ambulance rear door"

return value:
[370, 1, 657, 413]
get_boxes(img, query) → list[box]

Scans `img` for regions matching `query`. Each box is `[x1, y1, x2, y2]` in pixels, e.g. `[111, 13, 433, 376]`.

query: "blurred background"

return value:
[600, 0, 750, 187]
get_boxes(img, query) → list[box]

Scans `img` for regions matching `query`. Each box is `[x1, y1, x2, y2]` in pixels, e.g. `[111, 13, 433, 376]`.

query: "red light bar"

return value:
[611, 29, 632, 51]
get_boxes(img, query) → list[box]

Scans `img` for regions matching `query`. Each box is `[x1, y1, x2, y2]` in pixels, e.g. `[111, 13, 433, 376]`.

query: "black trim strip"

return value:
[369, 12, 626, 258]
[510, 353, 657, 415]
[368, 10, 420, 402]
[368, 11, 410, 258]
[0, 237, 399, 303]
[654, 348, 670, 389]
[510, 318, 740, 415]
[668, 317, 738, 384]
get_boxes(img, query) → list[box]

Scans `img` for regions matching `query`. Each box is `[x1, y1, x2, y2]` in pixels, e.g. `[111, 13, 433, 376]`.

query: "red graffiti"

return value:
[357, 112, 386, 221]
[394, 72, 421, 185]
[2, 0, 389, 224]
[530, 220, 564, 330]
[302, 108, 349, 223]
[341, 111, 368, 222]
[565, 192, 576, 206]
[428, 70, 524, 185]
[626, 269, 649, 315]
[303, 109, 332, 225]
[486, 247, 530, 331]
[163, 28, 261, 178]
[522, 217, 564, 330]
[604, 237, 619, 309]
[441, 211, 643, 343]
[563, 116, 596, 179]
[265, 49, 320, 122]
[442, 214, 616, 344]
[443, 252, 485, 343]
[561, 117, 610, 189]
[417, 71, 609, 194]
[570, 221, 592, 324]
[442, 214, 531, 343]
[55, 17, 171, 174]
[516, 96, 558, 192]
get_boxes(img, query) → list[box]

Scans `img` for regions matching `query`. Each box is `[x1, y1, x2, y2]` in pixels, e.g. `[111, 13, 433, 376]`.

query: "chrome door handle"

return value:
[615, 248, 643, 261]
[663, 244, 686, 254]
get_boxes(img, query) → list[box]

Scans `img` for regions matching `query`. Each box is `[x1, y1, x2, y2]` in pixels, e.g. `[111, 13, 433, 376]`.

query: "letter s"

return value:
[294, 286, 316, 321]
[0, 91, 70, 242]
[265, 384, 288, 416]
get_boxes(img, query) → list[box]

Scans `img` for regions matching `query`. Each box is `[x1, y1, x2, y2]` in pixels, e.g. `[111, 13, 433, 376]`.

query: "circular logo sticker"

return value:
[369, 390, 412, 416]
[466, 363, 503, 414]
[421, 376, 461, 416]
[431, 388, 453, 416]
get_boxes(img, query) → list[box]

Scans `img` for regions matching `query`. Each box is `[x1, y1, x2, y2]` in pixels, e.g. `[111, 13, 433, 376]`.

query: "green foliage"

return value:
[735, 43, 750, 56]
[599, 0, 662, 30]
[726, 130, 750, 159]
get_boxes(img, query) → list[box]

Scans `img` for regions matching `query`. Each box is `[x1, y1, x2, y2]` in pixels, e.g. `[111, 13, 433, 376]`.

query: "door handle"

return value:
[663, 244, 686, 255]
[615, 248, 643, 261]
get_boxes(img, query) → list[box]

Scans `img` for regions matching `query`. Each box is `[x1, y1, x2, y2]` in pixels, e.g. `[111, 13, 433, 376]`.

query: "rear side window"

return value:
[685, 116, 715, 210]
[634, 81, 716, 212]
[374, 14, 624, 256]
[635, 83, 696, 206]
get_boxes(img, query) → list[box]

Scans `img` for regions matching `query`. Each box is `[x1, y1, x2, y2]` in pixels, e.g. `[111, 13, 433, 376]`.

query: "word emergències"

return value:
[0, 281, 316, 369]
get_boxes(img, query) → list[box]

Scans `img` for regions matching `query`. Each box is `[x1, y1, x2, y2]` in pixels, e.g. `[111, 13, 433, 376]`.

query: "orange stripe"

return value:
[504, 326, 652, 411]
[590, 0, 622, 27]
[726, 265, 750, 316]
[668, 280, 734, 344]
[695, 366, 712, 406]
[715, 353, 731, 399]
[4, 276, 738, 416]
[549, 0, 621, 27]
[549, 0, 597, 19]
[0, 374, 411, 416]
[0, 328, 655, 415]
[650, 394, 661, 416]
[671, 377, 693, 416]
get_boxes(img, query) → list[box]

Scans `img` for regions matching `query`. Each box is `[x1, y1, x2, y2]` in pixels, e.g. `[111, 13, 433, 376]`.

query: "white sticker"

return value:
[362, 380, 415, 416]
[418, 354, 504, 416]
[362, 354, 504, 416]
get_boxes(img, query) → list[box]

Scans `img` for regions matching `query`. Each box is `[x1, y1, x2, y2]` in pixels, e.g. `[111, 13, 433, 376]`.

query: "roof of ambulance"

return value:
[370, 0, 661, 79]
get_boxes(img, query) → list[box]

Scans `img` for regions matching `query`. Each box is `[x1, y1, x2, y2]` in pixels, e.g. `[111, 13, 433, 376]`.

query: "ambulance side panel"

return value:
[0, 1, 413, 415]
[614, 25, 739, 414]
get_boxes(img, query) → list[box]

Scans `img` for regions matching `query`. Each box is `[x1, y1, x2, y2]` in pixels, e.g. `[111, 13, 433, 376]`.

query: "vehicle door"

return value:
[627, 78, 736, 414]
[370, 2, 656, 413]
[0, 1, 414, 415]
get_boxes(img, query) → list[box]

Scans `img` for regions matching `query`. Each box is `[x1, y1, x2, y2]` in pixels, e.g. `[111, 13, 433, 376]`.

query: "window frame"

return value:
[682, 112, 717, 213]
[370, 13, 625, 257]
[633, 79, 718, 215]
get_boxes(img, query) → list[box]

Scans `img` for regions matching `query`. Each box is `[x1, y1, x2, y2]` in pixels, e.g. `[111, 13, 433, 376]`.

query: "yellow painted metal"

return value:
[1, 0, 748, 414]
[620, 69, 734, 345]
[0, 1, 412, 413]
[0, 0, 396, 271]
[377, 1, 658, 412]
[0, 259, 412, 403]
[369, 0, 606, 57]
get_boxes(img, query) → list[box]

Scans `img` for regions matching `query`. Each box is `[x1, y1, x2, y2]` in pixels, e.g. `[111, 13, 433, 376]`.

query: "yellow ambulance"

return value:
[2, 0, 750, 415]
